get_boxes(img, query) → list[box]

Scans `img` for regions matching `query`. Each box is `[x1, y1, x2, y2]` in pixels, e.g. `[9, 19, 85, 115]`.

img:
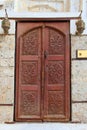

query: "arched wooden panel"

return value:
[15, 24, 42, 121]
[43, 23, 70, 121]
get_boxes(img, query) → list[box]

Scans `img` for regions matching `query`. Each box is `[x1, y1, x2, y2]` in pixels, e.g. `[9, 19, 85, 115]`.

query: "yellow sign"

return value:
[77, 50, 87, 58]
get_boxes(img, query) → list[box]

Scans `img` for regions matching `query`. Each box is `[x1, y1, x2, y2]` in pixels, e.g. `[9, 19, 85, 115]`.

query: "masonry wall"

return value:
[71, 36, 87, 123]
[0, 20, 15, 123]
[0, 0, 87, 123]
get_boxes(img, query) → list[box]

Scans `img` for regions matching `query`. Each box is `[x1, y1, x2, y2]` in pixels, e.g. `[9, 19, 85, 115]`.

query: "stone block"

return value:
[0, 35, 15, 58]
[72, 103, 87, 123]
[0, 50, 15, 58]
[4, 0, 14, 11]
[0, 35, 15, 50]
[70, 1, 82, 12]
[0, 67, 14, 77]
[0, 58, 14, 67]
[0, 106, 13, 123]
[0, 77, 14, 104]
[71, 35, 87, 58]
[72, 60, 87, 101]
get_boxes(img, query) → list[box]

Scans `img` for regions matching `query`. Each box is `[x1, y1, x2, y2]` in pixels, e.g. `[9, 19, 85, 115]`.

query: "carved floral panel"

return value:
[48, 61, 64, 84]
[14, 0, 66, 12]
[22, 29, 39, 55]
[49, 28, 64, 55]
[21, 61, 38, 85]
[48, 91, 64, 115]
[20, 91, 39, 115]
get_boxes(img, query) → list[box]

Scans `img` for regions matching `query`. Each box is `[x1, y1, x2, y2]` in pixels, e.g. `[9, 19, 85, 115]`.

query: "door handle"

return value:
[44, 50, 48, 59]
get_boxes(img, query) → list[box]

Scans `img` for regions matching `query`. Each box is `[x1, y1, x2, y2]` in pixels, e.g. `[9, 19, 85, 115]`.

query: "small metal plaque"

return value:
[77, 50, 87, 58]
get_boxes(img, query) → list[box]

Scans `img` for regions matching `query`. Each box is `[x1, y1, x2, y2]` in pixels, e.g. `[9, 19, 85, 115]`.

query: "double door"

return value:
[15, 21, 70, 122]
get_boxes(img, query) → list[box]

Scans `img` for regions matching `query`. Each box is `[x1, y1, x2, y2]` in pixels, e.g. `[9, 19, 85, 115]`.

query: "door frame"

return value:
[14, 19, 71, 122]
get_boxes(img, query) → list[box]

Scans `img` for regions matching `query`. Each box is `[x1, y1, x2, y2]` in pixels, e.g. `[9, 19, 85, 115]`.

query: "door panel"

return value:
[43, 23, 70, 121]
[15, 21, 70, 122]
[15, 23, 42, 121]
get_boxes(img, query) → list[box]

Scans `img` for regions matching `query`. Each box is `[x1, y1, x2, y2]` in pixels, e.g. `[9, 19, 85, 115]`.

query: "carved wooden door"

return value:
[15, 21, 70, 122]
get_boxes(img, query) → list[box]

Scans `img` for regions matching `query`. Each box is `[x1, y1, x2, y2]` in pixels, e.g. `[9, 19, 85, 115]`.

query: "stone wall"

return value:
[0, 36, 15, 123]
[71, 36, 87, 123]
[0, 19, 15, 123]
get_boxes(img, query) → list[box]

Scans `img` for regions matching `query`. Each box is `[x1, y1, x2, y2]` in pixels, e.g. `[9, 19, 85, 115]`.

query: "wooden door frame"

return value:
[14, 19, 71, 122]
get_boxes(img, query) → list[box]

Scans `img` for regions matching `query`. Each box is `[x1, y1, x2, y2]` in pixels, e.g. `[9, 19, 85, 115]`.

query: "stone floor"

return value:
[0, 123, 87, 130]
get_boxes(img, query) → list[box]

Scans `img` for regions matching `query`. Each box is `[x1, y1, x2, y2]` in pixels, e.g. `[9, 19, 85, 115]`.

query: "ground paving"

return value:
[0, 123, 87, 130]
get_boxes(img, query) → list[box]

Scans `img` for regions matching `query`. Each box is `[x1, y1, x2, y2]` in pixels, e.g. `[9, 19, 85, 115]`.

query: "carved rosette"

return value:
[49, 29, 64, 55]
[48, 91, 64, 115]
[20, 91, 39, 115]
[21, 62, 38, 85]
[22, 29, 39, 55]
[48, 61, 64, 84]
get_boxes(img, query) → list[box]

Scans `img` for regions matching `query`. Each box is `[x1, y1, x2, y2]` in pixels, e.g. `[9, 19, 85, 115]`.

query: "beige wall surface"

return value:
[0, 0, 87, 123]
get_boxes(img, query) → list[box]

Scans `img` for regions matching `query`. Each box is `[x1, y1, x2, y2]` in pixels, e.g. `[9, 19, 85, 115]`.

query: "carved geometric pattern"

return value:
[22, 29, 39, 55]
[48, 61, 64, 84]
[49, 28, 64, 55]
[48, 91, 65, 115]
[21, 61, 38, 85]
[20, 91, 39, 115]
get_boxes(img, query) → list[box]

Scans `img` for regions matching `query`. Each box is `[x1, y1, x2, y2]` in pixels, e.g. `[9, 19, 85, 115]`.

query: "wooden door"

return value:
[43, 22, 70, 121]
[15, 21, 70, 122]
